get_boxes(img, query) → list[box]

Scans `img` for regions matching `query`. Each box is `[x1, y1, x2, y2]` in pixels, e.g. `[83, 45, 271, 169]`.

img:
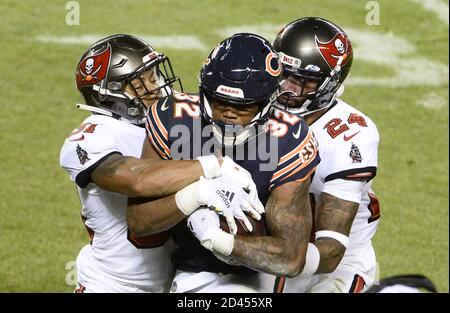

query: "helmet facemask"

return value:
[276, 55, 346, 116]
[103, 54, 181, 124]
[126, 54, 181, 100]
[198, 33, 281, 147]
[200, 87, 276, 147]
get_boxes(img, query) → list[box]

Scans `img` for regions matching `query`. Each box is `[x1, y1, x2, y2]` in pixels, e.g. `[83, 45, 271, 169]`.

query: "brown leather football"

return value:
[219, 214, 267, 236]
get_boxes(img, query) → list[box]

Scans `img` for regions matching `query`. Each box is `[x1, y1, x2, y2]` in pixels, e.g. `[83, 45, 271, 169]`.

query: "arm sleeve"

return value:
[269, 121, 321, 190]
[321, 178, 366, 203]
[59, 122, 120, 188]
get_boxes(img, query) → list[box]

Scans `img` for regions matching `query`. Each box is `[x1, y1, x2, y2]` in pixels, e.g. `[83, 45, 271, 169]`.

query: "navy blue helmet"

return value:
[199, 33, 281, 131]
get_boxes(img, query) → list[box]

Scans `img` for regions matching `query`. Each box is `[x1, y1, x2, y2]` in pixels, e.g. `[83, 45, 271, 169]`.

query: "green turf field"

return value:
[0, 0, 448, 292]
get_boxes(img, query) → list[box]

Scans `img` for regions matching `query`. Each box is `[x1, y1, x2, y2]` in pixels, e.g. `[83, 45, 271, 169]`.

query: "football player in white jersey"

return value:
[267, 17, 381, 293]
[60, 34, 262, 293]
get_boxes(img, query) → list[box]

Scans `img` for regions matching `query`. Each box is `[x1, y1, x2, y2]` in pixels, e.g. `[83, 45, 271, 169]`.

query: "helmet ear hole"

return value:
[107, 81, 122, 91]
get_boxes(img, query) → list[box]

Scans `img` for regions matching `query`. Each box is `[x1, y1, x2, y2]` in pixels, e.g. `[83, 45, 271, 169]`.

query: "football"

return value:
[219, 214, 267, 236]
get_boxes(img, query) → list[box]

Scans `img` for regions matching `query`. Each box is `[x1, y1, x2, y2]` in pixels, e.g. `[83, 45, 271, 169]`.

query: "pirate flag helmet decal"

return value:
[315, 32, 352, 69]
[76, 44, 111, 89]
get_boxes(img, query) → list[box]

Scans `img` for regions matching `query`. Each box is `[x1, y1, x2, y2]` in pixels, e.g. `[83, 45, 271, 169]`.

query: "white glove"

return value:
[197, 155, 265, 217]
[187, 208, 234, 256]
[203, 176, 262, 235]
[175, 176, 258, 235]
[220, 157, 264, 217]
[196, 155, 221, 179]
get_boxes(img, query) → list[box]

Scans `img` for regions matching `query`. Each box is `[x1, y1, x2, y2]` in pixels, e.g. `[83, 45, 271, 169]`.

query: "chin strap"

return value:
[76, 103, 113, 116]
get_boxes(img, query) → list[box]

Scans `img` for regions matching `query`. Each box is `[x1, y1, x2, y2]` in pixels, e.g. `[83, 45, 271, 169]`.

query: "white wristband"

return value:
[175, 180, 201, 216]
[196, 155, 220, 179]
[212, 231, 234, 256]
[315, 230, 350, 249]
[298, 243, 320, 277]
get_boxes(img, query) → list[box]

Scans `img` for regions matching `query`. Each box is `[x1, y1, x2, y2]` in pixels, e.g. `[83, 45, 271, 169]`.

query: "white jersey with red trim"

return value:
[309, 98, 380, 249]
[60, 114, 174, 290]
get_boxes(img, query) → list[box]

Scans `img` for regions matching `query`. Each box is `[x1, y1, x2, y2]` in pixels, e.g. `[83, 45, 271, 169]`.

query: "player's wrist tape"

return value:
[315, 230, 350, 248]
[196, 155, 220, 179]
[212, 231, 234, 256]
[175, 179, 202, 216]
[298, 243, 320, 277]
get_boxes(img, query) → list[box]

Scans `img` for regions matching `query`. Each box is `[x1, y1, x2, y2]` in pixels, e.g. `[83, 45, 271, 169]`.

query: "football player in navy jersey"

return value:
[127, 33, 321, 292]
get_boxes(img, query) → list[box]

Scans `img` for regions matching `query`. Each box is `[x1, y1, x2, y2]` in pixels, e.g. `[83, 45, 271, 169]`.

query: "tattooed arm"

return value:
[314, 192, 359, 273]
[90, 139, 203, 198]
[230, 178, 312, 277]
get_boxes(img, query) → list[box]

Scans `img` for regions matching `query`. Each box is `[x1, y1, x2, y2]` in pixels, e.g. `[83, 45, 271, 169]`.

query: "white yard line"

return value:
[410, 0, 449, 26]
[417, 92, 448, 109]
[218, 24, 449, 88]
[36, 22, 449, 91]
[35, 34, 207, 50]
[344, 28, 449, 87]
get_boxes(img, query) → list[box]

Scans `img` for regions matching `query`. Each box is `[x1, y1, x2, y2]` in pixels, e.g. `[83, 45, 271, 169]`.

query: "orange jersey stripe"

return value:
[269, 165, 317, 191]
[271, 157, 303, 182]
[285, 164, 317, 183]
[145, 122, 168, 159]
[279, 131, 313, 165]
[270, 143, 318, 183]
[146, 116, 171, 157]
[151, 103, 169, 140]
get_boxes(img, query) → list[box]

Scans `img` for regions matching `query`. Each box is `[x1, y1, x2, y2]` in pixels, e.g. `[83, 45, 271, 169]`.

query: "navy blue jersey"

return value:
[146, 92, 320, 274]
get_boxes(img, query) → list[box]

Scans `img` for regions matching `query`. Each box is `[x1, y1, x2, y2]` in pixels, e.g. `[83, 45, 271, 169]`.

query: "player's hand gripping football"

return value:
[175, 175, 262, 235]
[187, 208, 234, 256]
[197, 155, 265, 218]
[197, 176, 260, 235]
[218, 156, 264, 217]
